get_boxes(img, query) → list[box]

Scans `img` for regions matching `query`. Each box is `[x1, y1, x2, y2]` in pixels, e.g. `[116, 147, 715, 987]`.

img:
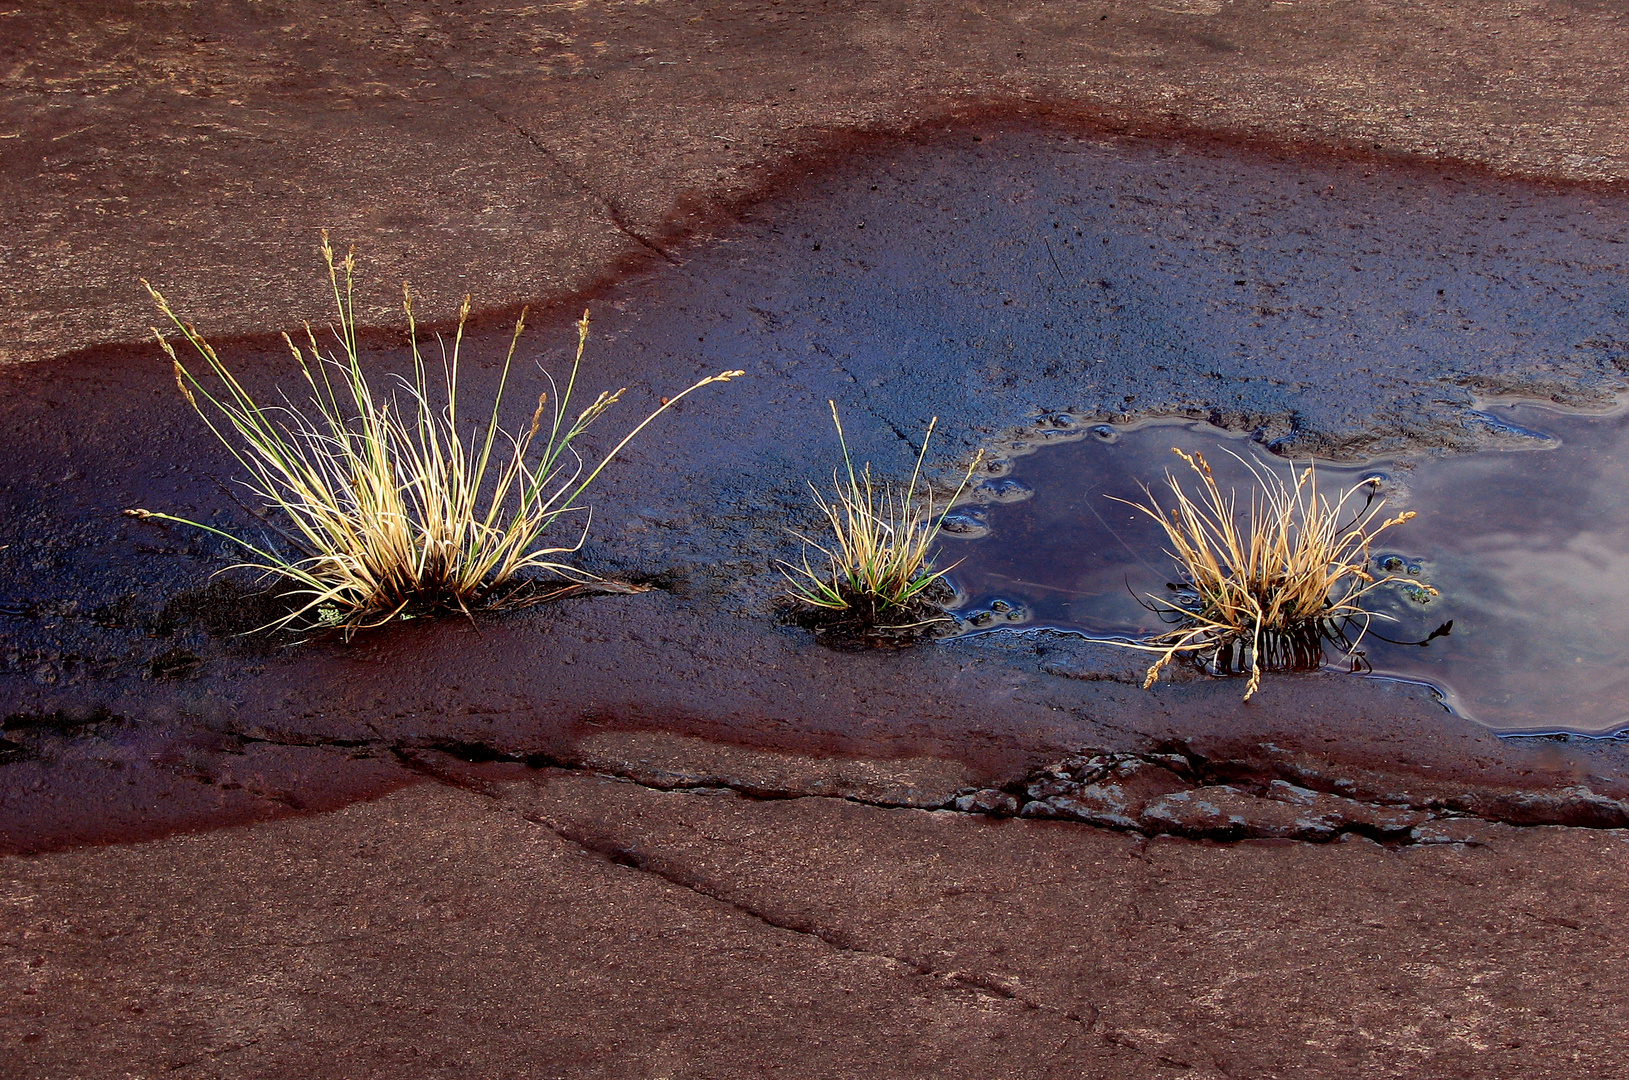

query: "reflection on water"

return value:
[941, 406, 1629, 735]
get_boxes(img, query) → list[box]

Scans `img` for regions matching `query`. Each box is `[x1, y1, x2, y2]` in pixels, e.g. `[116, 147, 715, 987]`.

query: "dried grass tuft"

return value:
[1112, 448, 1422, 700]
[781, 402, 981, 638]
[130, 233, 742, 633]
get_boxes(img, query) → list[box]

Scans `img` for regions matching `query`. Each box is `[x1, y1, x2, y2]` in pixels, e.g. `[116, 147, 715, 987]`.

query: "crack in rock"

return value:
[392, 741, 954, 810]
[365, 0, 680, 267]
[953, 746, 1629, 845]
[539, 813, 1095, 1025]
[491, 106, 683, 266]
[95, 727, 1629, 847]
[392, 746, 1095, 1023]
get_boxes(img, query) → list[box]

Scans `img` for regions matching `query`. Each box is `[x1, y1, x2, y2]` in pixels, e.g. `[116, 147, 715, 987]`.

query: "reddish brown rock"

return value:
[1264, 779, 1435, 837]
[1020, 756, 1193, 829]
[7, 746, 1629, 1077]
[4, 0, 1628, 366]
[5, 4, 1629, 1076]
[1140, 785, 1343, 841]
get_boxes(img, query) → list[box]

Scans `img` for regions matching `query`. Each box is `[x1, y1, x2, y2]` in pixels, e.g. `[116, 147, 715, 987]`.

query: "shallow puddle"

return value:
[943, 403, 1629, 736]
[8, 124, 1629, 855]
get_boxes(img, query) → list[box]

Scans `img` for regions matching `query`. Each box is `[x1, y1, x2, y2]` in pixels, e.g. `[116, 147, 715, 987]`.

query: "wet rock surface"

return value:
[9, 587, 1629, 855]
[945, 408, 1629, 735]
[968, 745, 1625, 845]
[7, 3, 1629, 1075]
[6, 126, 1629, 859]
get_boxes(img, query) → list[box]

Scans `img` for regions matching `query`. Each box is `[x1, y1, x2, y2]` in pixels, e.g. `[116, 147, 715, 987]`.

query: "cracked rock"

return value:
[952, 788, 1021, 815]
[1140, 785, 1343, 841]
[1019, 756, 1191, 829]
[1454, 785, 1629, 830]
[1409, 818, 1515, 846]
[1264, 780, 1434, 836]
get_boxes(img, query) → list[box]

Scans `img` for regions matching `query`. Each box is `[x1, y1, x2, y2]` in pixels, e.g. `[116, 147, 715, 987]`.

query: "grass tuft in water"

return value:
[1111, 448, 1423, 700]
[129, 232, 743, 634]
[781, 401, 981, 643]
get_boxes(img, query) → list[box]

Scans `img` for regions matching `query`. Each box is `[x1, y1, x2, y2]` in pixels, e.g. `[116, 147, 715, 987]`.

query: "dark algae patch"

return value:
[943, 404, 1629, 736]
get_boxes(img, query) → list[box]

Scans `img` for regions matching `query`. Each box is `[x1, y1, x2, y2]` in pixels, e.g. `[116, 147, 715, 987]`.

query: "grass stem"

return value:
[782, 402, 981, 637]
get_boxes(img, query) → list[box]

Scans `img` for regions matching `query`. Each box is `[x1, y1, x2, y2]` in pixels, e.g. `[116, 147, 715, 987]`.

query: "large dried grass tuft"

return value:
[129, 232, 742, 633]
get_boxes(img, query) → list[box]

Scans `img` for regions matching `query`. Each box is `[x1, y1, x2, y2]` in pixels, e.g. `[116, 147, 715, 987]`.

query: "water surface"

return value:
[944, 404, 1629, 735]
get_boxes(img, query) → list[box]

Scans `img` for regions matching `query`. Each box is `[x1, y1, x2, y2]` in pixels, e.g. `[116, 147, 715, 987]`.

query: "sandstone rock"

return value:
[1140, 786, 1340, 842]
[1264, 780, 1434, 836]
[1409, 818, 1516, 846]
[953, 788, 1021, 815]
[1454, 784, 1629, 830]
[1020, 758, 1191, 829]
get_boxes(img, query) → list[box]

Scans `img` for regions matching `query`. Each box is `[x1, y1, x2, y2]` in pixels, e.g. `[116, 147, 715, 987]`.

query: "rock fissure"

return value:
[494, 106, 683, 267]
[388, 747, 1096, 1020]
[956, 745, 1629, 844]
[543, 811, 1098, 1025]
[6, 701, 1623, 847]
[176, 730, 1629, 845]
[390, 742, 940, 812]
[360, 0, 681, 268]
[496, 792, 1099, 1027]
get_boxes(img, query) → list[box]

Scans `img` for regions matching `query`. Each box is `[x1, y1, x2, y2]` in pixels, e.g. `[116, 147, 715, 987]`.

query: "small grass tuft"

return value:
[1111, 448, 1423, 700]
[130, 232, 742, 634]
[781, 401, 981, 642]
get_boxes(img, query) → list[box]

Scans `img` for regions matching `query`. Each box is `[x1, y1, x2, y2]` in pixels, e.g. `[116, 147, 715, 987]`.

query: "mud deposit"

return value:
[5, 124, 1629, 850]
[944, 405, 1629, 735]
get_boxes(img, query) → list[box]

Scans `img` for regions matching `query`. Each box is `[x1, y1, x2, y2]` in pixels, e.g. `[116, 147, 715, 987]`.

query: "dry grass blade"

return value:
[1110, 448, 1422, 700]
[781, 401, 981, 636]
[130, 232, 743, 634]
